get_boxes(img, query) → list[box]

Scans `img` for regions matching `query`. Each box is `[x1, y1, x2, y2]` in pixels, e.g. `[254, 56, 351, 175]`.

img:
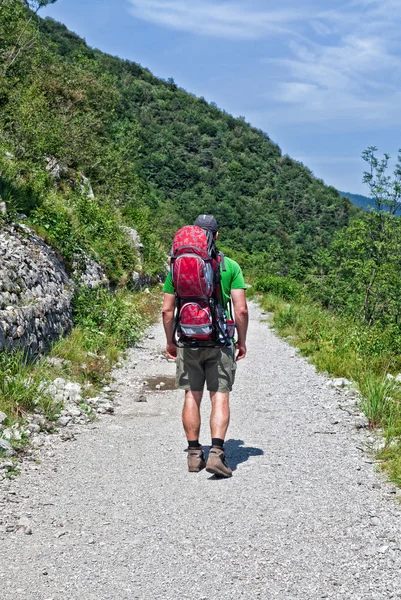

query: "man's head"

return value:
[194, 215, 219, 239]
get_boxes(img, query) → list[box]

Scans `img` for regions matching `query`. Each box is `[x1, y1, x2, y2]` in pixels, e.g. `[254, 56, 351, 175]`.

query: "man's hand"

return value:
[231, 289, 248, 362]
[236, 342, 247, 361]
[166, 342, 177, 360]
[162, 293, 176, 359]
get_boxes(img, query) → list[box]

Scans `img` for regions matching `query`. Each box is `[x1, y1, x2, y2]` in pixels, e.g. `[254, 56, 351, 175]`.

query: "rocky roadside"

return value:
[0, 307, 398, 539]
[0, 328, 173, 536]
[1, 303, 401, 599]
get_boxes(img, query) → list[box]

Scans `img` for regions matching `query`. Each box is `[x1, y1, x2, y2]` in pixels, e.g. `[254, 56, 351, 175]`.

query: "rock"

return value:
[46, 357, 66, 368]
[28, 423, 40, 434]
[0, 439, 15, 456]
[0, 225, 74, 357]
[87, 397, 100, 407]
[371, 516, 381, 526]
[348, 387, 359, 396]
[135, 395, 147, 403]
[53, 378, 66, 390]
[354, 416, 369, 430]
[395, 374, 401, 383]
[15, 325, 24, 338]
[372, 438, 386, 452]
[17, 517, 32, 535]
[155, 384, 161, 390]
[81, 175, 95, 199]
[0, 461, 14, 471]
[122, 226, 143, 250]
[32, 414, 46, 427]
[386, 374, 395, 381]
[0, 411, 7, 425]
[2, 426, 21, 441]
[0, 202, 6, 215]
[72, 253, 109, 289]
[330, 378, 351, 389]
[31, 436, 44, 448]
[69, 406, 82, 418]
[57, 416, 71, 427]
[131, 271, 151, 291]
[45, 156, 67, 180]
[63, 382, 82, 403]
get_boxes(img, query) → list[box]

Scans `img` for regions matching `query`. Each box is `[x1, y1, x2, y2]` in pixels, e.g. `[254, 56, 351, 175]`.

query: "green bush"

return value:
[73, 286, 143, 349]
[0, 351, 56, 419]
[254, 275, 302, 300]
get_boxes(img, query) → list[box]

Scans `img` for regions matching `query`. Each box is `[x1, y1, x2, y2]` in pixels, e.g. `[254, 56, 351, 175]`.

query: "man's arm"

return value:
[231, 288, 248, 361]
[162, 292, 177, 360]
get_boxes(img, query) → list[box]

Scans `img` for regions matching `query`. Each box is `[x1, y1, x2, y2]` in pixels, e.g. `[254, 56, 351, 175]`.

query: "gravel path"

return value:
[1, 302, 401, 599]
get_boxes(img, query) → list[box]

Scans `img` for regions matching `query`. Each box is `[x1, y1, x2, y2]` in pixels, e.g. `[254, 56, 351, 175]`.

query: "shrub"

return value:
[0, 351, 55, 419]
[254, 275, 302, 301]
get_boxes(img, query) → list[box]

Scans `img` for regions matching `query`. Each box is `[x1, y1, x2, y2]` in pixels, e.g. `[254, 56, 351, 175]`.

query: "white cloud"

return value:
[127, 0, 401, 128]
[266, 31, 401, 124]
[127, 0, 308, 40]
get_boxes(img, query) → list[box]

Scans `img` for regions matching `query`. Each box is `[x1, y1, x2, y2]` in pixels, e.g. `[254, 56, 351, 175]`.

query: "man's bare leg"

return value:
[209, 391, 230, 440]
[183, 391, 206, 472]
[182, 390, 203, 442]
[207, 391, 232, 477]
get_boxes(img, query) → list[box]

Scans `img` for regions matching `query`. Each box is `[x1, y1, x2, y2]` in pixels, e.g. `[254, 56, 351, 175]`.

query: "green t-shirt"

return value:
[163, 256, 246, 309]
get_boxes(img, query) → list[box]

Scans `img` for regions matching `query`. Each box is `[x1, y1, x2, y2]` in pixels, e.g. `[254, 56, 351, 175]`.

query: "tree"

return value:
[314, 148, 401, 327]
[1, 0, 57, 75]
[362, 146, 401, 215]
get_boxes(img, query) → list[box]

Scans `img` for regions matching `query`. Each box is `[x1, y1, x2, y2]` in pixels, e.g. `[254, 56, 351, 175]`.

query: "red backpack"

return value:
[170, 226, 234, 347]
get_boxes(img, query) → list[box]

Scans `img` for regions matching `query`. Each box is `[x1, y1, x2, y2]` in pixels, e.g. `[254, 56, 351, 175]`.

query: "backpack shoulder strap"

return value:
[219, 252, 226, 271]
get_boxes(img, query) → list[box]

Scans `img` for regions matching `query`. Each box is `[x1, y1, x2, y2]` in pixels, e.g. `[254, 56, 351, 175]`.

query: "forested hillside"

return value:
[339, 191, 373, 211]
[1, 0, 356, 282]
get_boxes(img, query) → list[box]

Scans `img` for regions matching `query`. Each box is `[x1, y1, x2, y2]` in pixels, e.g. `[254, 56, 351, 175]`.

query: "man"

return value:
[162, 215, 248, 478]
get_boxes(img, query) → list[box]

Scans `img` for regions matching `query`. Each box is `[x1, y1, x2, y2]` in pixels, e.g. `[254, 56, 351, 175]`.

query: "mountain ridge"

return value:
[339, 190, 373, 211]
[1, 2, 357, 283]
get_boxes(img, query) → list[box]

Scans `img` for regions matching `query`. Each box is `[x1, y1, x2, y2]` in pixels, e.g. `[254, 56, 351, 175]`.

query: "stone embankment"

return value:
[0, 224, 74, 356]
[0, 219, 148, 356]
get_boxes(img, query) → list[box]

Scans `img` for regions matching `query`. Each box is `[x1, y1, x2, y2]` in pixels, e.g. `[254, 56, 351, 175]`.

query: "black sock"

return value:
[188, 440, 201, 449]
[211, 438, 224, 449]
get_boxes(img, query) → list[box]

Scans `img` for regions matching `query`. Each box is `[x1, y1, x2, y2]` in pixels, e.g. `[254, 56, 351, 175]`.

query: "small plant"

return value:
[0, 350, 52, 419]
[274, 304, 300, 330]
[254, 275, 302, 301]
[359, 375, 398, 430]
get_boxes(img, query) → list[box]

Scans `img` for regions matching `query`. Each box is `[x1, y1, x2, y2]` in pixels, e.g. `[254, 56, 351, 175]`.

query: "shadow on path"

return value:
[203, 439, 264, 471]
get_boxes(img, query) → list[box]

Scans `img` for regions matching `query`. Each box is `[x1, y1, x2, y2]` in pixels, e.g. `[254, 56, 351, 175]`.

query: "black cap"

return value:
[193, 214, 218, 234]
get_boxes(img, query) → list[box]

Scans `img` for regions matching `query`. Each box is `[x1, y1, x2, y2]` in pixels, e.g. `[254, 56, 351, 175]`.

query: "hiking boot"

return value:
[206, 447, 232, 478]
[187, 447, 206, 472]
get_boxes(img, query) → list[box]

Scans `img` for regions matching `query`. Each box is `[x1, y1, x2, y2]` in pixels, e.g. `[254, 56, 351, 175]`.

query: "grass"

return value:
[42, 286, 161, 393]
[253, 287, 401, 487]
[0, 286, 161, 447]
[0, 351, 56, 421]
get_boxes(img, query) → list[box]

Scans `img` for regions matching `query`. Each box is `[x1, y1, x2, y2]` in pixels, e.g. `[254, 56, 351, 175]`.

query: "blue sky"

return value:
[41, 0, 401, 194]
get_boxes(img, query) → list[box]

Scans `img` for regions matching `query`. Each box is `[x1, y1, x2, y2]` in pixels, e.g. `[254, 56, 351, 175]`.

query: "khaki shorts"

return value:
[176, 346, 237, 393]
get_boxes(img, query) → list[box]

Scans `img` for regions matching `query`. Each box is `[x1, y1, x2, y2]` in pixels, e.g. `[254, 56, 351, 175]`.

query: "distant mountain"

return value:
[339, 191, 374, 211]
